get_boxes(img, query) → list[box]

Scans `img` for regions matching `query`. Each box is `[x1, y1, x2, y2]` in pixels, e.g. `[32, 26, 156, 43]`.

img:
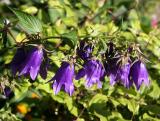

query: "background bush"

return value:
[0, 0, 160, 121]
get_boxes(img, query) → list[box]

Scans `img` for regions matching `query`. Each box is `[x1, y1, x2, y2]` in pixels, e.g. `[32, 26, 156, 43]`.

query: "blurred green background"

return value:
[0, 0, 160, 121]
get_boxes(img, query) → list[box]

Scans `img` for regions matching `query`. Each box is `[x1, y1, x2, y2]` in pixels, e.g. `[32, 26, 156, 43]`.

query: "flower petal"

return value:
[76, 68, 85, 80]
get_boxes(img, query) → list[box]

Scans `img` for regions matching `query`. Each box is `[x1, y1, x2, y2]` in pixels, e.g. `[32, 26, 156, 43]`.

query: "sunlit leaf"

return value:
[11, 8, 42, 34]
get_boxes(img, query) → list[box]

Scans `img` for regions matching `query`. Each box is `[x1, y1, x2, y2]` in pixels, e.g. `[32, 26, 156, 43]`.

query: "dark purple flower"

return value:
[19, 46, 43, 80]
[49, 62, 74, 96]
[10, 47, 26, 75]
[39, 52, 50, 80]
[4, 86, 14, 99]
[105, 58, 119, 86]
[106, 42, 115, 57]
[77, 41, 93, 60]
[76, 59, 105, 88]
[129, 60, 150, 90]
[106, 58, 132, 88]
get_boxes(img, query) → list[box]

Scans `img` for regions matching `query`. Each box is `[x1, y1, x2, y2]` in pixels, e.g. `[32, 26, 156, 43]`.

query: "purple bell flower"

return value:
[107, 58, 132, 88]
[39, 52, 50, 80]
[77, 41, 93, 60]
[10, 47, 26, 75]
[76, 59, 105, 88]
[129, 60, 150, 90]
[49, 61, 74, 96]
[118, 63, 132, 88]
[106, 58, 119, 86]
[19, 46, 44, 80]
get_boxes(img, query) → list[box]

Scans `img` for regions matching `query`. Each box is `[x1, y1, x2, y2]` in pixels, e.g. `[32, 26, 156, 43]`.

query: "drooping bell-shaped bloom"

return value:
[19, 46, 43, 80]
[77, 41, 93, 60]
[118, 63, 132, 88]
[76, 59, 105, 88]
[39, 52, 50, 80]
[106, 58, 132, 88]
[10, 47, 26, 75]
[129, 60, 150, 90]
[49, 61, 74, 96]
[105, 58, 119, 86]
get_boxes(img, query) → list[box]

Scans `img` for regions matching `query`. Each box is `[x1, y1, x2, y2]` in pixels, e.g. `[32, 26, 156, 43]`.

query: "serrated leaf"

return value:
[11, 8, 42, 34]
[89, 94, 108, 106]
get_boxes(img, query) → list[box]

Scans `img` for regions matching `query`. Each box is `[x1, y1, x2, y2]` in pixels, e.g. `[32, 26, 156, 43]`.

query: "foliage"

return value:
[0, 0, 160, 121]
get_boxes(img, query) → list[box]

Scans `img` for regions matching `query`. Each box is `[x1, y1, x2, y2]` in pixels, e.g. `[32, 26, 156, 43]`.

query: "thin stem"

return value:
[20, 37, 28, 43]
[25, 43, 38, 47]
[43, 48, 56, 53]
[8, 30, 18, 44]
[75, 107, 85, 121]
[42, 36, 62, 40]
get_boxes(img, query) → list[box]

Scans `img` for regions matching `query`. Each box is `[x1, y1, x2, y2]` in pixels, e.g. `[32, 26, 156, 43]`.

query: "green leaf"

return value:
[51, 92, 66, 104]
[148, 81, 160, 99]
[11, 8, 42, 34]
[36, 83, 52, 94]
[127, 99, 139, 114]
[89, 94, 109, 121]
[143, 105, 160, 114]
[76, 118, 85, 121]
[113, 6, 127, 18]
[128, 9, 141, 34]
[13, 80, 31, 102]
[48, 8, 61, 23]
[108, 112, 129, 121]
[98, 39, 107, 54]
[61, 30, 78, 48]
[65, 96, 78, 116]
[142, 113, 160, 121]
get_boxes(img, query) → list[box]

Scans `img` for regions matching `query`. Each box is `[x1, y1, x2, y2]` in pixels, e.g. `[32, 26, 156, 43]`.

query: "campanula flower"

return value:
[119, 63, 132, 88]
[106, 58, 132, 88]
[76, 59, 105, 88]
[129, 60, 150, 90]
[10, 47, 26, 75]
[19, 46, 43, 80]
[49, 61, 74, 96]
[39, 52, 49, 80]
[77, 41, 93, 60]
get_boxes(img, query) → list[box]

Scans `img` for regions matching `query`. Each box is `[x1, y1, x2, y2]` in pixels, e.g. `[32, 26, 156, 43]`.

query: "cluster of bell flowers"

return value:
[10, 41, 150, 96]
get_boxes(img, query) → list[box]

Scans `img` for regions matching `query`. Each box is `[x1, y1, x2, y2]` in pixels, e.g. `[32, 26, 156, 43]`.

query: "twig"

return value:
[75, 107, 85, 121]
[8, 30, 18, 44]
[42, 36, 62, 40]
